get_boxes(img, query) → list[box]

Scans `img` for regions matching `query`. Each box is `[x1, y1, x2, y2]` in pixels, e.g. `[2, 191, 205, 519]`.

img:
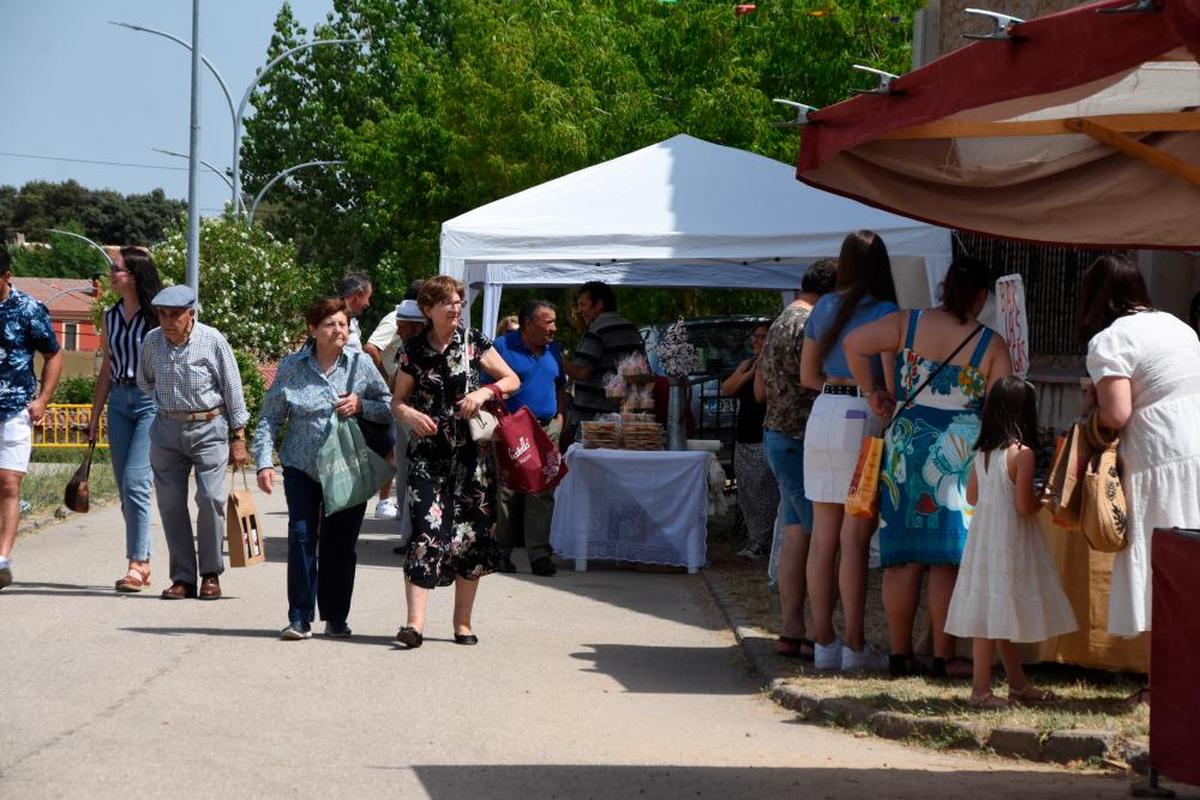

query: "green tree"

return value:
[1, 180, 185, 247]
[8, 222, 108, 279]
[241, 0, 922, 314]
[151, 212, 310, 360]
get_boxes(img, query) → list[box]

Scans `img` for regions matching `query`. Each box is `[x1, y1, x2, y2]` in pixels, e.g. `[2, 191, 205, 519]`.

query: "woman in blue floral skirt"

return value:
[845, 257, 1011, 677]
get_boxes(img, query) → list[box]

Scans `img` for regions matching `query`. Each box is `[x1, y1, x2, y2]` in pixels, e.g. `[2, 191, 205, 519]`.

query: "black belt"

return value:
[822, 384, 863, 397]
[112, 377, 138, 386]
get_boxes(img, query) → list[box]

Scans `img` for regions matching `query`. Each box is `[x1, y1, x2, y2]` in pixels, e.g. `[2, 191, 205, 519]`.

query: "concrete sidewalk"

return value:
[0, 474, 1147, 798]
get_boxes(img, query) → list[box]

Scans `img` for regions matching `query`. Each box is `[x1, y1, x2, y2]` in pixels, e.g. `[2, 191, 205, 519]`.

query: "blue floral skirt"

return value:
[878, 404, 981, 567]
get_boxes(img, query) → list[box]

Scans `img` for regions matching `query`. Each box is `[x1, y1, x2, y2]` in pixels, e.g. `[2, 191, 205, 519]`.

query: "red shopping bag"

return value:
[495, 406, 568, 494]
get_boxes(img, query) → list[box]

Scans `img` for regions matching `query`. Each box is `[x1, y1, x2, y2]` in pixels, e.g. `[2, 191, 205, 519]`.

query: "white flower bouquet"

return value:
[656, 319, 698, 379]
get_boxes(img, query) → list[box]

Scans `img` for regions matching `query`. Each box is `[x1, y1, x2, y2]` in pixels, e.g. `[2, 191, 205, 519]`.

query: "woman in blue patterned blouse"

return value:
[252, 296, 392, 640]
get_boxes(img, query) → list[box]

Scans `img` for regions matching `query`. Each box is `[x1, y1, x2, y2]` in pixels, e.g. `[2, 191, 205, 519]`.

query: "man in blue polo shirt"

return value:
[493, 300, 565, 576]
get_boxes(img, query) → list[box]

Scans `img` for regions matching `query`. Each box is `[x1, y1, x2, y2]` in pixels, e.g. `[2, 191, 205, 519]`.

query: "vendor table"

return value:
[550, 446, 710, 573]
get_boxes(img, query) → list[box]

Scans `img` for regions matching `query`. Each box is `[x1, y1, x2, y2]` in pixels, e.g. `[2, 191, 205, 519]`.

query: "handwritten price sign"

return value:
[996, 274, 1029, 376]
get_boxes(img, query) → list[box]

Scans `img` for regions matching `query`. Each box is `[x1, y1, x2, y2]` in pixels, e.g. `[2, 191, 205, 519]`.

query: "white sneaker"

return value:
[841, 643, 889, 673]
[0, 558, 11, 590]
[374, 498, 398, 519]
[813, 637, 844, 670]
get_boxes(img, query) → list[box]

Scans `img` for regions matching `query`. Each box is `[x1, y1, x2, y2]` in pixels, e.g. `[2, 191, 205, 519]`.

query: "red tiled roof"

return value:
[11, 278, 98, 319]
[258, 362, 279, 389]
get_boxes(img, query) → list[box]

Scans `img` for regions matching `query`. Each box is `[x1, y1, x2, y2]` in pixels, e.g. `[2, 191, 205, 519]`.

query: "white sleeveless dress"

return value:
[945, 447, 1078, 642]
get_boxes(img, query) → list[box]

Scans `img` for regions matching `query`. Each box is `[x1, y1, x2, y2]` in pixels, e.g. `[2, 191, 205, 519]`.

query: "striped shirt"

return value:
[137, 321, 250, 428]
[570, 312, 646, 415]
[104, 304, 155, 380]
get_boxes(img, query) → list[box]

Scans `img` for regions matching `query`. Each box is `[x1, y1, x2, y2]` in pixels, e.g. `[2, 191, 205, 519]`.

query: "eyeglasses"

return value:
[439, 299, 464, 309]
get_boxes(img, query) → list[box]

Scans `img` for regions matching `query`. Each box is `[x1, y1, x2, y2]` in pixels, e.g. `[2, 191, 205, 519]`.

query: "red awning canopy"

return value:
[796, 0, 1200, 249]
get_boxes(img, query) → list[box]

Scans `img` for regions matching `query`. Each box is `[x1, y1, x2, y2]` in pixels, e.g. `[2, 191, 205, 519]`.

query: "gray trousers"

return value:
[496, 417, 561, 562]
[150, 415, 230, 586]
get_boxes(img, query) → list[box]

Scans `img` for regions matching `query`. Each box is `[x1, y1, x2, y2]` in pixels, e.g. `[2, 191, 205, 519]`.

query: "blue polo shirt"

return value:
[493, 330, 564, 421]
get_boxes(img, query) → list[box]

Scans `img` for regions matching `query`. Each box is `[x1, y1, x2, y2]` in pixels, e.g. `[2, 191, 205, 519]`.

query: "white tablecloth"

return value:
[550, 445, 710, 572]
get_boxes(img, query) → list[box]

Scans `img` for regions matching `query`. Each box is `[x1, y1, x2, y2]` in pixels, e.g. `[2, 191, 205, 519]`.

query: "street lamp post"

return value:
[110, 20, 362, 214]
[247, 160, 345, 227]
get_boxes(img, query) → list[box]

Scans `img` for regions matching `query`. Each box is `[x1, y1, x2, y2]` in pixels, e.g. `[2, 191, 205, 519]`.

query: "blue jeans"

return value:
[283, 468, 367, 627]
[763, 428, 813, 531]
[107, 384, 155, 561]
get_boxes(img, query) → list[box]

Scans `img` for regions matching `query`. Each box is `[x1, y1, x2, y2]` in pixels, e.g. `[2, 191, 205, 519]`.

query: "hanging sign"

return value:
[996, 274, 1029, 376]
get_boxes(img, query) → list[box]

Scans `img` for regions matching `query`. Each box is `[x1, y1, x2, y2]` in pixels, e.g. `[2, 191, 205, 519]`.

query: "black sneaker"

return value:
[324, 621, 352, 638]
[530, 556, 557, 577]
[497, 551, 518, 574]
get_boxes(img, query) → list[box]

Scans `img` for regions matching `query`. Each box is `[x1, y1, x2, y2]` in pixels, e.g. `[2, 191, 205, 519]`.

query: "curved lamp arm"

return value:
[46, 229, 115, 268]
[247, 160, 345, 227]
[109, 21, 236, 125]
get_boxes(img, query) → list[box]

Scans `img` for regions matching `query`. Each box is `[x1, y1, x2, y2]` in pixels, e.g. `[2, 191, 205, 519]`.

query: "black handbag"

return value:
[347, 353, 394, 459]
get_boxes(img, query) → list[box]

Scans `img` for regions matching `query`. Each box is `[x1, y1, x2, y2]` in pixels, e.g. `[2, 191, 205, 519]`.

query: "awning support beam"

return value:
[1064, 117, 1200, 188]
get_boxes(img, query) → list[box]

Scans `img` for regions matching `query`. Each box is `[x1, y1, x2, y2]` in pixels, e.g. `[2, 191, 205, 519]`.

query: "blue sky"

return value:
[1, 0, 335, 215]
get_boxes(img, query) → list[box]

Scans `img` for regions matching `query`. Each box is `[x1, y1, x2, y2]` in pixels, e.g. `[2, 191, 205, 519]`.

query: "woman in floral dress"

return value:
[391, 276, 520, 648]
[845, 257, 1011, 677]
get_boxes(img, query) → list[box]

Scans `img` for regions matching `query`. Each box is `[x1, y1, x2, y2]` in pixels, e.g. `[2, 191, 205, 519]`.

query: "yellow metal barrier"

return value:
[34, 403, 108, 449]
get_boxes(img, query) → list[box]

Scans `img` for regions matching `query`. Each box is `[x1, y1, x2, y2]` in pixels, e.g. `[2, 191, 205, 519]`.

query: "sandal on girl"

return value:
[968, 691, 1009, 710]
[115, 564, 151, 593]
[776, 635, 815, 660]
[1008, 684, 1060, 706]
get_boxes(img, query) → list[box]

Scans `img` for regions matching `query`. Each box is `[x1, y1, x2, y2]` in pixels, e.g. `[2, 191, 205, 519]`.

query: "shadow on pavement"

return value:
[570, 643, 754, 695]
[1, 581, 138, 599]
[404, 764, 1139, 800]
[258, 534, 408, 570]
[120, 625, 403, 648]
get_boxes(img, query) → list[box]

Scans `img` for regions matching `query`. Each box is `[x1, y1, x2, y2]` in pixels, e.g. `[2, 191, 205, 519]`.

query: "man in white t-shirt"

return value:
[338, 272, 373, 352]
[364, 299, 427, 521]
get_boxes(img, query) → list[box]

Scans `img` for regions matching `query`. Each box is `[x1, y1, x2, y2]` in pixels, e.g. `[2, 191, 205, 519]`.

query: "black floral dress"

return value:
[397, 327, 500, 589]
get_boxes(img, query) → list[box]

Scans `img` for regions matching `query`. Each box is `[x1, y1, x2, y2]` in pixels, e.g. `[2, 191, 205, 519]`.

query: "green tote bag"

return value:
[317, 411, 393, 514]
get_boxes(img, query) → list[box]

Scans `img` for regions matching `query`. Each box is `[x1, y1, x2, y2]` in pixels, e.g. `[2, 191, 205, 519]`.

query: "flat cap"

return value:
[396, 299, 426, 323]
[151, 285, 196, 309]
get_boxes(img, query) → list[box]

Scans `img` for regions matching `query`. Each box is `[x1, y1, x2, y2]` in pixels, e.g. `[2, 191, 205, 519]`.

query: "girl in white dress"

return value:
[945, 377, 1077, 709]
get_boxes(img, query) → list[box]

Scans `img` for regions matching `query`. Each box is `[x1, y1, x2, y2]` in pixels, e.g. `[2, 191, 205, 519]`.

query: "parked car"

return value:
[641, 315, 773, 475]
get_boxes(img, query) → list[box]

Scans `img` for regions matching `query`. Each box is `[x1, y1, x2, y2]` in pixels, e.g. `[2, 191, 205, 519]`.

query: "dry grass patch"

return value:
[706, 510, 1148, 743]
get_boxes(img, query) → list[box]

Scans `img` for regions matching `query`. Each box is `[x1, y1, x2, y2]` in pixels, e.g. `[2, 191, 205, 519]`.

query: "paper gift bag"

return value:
[226, 473, 264, 567]
[845, 435, 883, 519]
[1043, 421, 1090, 529]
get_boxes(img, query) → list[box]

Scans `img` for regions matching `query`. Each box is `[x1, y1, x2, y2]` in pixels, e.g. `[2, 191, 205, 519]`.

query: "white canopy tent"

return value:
[440, 134, 953, 334]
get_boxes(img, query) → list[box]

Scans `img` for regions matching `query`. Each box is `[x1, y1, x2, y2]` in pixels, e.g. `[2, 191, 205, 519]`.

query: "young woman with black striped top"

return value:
[87, 247, 162, 592]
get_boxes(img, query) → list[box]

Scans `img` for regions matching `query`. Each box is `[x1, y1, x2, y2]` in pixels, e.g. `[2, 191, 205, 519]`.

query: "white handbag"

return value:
[461, 327, 499, 442]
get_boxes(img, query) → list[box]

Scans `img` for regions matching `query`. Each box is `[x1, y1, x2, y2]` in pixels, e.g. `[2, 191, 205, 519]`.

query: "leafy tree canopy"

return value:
[242, 0, 921, 326]
[0, 179, 186, 249]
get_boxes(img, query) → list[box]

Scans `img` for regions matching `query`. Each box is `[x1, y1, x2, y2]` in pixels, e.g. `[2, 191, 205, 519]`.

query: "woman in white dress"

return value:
[1080, 255, 1200, 706]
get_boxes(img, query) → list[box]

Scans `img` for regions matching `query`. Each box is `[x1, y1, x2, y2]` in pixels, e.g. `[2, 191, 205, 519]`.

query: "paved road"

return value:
[0, 479, 1151, 799]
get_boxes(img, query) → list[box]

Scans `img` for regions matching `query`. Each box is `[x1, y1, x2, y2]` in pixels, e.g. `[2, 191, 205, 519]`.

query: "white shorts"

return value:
[803, 393, 881, 503]
[0, 410, 33, 473]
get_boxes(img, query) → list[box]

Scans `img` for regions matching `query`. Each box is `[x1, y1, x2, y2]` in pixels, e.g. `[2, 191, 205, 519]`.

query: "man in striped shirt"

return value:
[564, 281, 645, 436]
[138, 285, 249, 601]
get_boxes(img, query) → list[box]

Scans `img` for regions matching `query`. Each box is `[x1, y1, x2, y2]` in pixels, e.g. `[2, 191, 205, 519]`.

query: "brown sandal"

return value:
[1008, 684, 1060, 706]
[968, 691, 1009, 710]
[115, 564, 151, 593]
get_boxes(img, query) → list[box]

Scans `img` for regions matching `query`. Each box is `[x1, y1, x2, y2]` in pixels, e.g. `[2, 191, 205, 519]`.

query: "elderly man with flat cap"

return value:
[137, 285, 249, 600]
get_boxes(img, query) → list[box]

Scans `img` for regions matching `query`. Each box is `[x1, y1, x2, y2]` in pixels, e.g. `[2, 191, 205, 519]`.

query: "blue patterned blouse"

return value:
[0, 288, 60, 422]
[252, 347, 392, 481]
